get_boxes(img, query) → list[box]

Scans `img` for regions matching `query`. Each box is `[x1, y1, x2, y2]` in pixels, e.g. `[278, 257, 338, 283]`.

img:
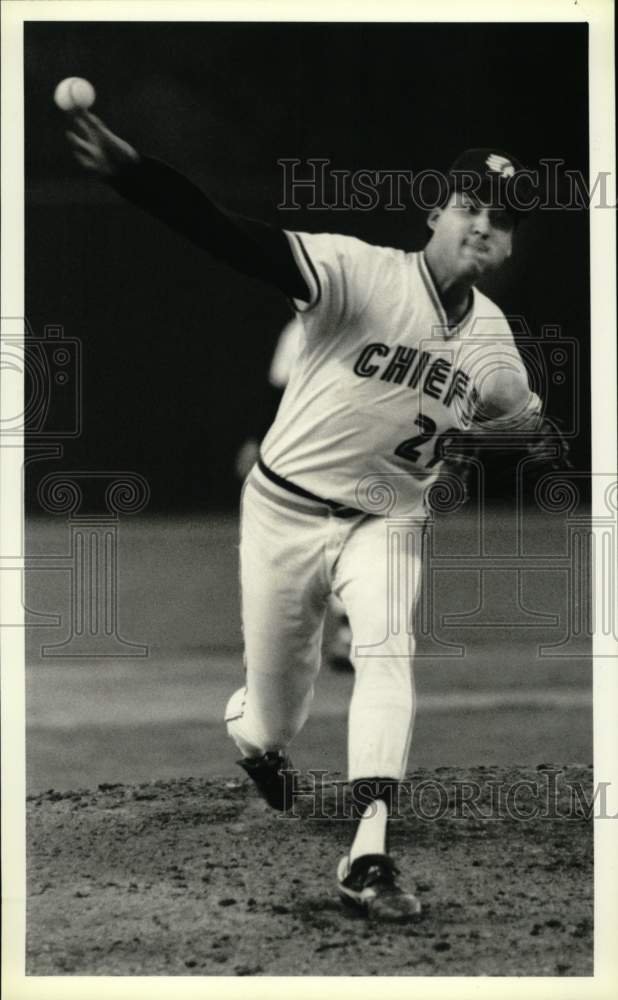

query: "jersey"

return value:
[260, 231, 531, 516]
[268, 316, 304, 389]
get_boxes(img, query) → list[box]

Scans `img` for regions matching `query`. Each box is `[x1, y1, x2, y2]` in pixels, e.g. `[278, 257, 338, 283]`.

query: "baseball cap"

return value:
[446, 148, 538, 217]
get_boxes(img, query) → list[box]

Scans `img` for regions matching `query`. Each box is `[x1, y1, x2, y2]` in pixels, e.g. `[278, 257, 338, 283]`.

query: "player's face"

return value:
[427, 191, 514, 280]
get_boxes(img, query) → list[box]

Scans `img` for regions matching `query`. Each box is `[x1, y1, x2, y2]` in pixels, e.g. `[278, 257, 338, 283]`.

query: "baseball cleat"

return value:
[337, 853, 422, 922]
[237, 750, 296, 811]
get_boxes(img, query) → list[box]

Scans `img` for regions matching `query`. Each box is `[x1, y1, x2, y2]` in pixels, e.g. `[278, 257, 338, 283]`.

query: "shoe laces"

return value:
[351, 854, 398, 889]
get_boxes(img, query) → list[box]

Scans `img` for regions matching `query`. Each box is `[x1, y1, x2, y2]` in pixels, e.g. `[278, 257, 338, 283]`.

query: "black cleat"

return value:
[237, 751, 296, 812]
[337, 853, 422, 922]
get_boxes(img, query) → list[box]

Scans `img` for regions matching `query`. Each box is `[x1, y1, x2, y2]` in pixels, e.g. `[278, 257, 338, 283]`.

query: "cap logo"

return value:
[486, 153, 515, 177]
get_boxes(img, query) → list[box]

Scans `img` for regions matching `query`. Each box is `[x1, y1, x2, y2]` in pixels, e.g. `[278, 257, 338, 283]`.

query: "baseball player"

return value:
[65, 112, 566, 922]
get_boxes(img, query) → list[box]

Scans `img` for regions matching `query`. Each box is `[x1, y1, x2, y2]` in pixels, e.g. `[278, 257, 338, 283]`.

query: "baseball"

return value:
[54, 77, 96, 112]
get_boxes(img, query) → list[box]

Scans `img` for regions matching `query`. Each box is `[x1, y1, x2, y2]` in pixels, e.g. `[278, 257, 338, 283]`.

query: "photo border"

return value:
[2, 1, 616, 998]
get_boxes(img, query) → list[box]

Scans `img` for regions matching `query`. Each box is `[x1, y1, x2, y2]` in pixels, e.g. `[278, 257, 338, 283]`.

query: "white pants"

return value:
[225, 464, 426, 781]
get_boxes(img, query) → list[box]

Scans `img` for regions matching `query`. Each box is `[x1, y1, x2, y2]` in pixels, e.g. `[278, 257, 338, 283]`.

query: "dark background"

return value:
[25, 21, 590, 512]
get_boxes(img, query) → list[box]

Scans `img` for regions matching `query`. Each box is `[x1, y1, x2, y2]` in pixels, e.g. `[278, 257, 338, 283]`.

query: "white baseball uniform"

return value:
[227, 233, 539, 781]
[100, 150, 540, 787]
[268, 315, 352, 648]
[268, 315, 304, 389]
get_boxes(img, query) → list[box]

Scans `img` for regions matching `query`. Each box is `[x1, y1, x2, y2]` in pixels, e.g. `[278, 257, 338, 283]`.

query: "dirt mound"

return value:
[27, 764, 592, 976]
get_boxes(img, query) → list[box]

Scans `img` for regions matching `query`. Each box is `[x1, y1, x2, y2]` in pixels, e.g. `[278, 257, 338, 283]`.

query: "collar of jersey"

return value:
[418, 252, 475, 339]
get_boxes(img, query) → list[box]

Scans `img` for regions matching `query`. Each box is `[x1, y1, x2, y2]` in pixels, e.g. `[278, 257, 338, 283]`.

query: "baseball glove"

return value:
[518, 414, 573, 473]
[430, 433, 481, 508]
[432, 415, 573, 508]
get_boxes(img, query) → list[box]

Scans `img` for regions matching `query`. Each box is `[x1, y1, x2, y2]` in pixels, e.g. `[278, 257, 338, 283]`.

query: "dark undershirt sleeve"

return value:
[109, 155, 310, 302]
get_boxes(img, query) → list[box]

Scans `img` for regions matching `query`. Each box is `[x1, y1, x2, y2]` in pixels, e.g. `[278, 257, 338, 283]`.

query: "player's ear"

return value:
[426, 207, 442, 232]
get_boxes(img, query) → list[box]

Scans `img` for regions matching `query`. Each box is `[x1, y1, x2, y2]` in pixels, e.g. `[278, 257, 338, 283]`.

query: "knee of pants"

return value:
[224, 685, 307, 755]
[225, 690, 276, 757]
[224, 687, 260, 757]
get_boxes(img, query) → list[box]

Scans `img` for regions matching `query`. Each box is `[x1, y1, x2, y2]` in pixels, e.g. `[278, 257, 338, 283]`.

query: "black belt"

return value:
[257, 456, 361, 518]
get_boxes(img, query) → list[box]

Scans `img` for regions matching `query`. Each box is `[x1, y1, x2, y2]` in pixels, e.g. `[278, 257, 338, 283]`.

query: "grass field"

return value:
[25, 507, 592, 793]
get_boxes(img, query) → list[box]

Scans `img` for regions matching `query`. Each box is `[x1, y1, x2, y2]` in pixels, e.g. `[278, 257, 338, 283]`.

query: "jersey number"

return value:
[395, 416, 459, 469]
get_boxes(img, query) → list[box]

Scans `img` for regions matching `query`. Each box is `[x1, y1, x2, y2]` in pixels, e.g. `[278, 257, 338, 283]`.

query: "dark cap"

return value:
[447, 148, 537, 217]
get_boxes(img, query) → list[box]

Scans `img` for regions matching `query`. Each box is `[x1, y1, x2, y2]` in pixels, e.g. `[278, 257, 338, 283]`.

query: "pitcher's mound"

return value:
[27, 764, 592, 976]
